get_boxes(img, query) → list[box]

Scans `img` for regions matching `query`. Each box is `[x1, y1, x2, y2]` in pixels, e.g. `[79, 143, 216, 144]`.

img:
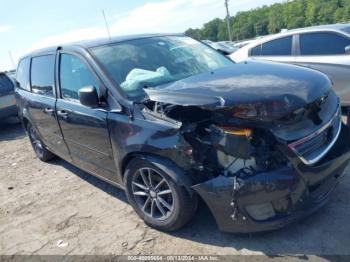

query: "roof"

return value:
[285, 23, 350, 34]
[25, 33, 183, 57]
[237, 23, 350, 51]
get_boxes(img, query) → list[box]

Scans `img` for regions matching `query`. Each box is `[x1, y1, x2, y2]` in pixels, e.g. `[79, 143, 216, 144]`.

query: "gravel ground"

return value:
[0, 121, 350, 258]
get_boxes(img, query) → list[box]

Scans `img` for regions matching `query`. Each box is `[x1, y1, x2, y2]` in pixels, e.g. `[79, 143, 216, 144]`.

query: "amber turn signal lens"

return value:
[219, 126, 252, 137]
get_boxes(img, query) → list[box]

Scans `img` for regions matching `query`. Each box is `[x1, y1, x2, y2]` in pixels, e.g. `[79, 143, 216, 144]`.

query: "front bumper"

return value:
[192, 124, 350, 233]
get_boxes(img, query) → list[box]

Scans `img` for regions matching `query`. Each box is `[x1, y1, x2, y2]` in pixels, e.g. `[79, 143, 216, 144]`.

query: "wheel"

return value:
[124, 158, 198, 231]
[27, 122, 55, 162]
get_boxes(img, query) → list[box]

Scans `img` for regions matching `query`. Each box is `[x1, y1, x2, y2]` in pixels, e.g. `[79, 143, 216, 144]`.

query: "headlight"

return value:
[231, 101, 296, 122]
[218, 126, 252, 137]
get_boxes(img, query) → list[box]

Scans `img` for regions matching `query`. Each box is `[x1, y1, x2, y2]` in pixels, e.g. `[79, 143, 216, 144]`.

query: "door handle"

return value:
[44, 108, 54, 115]
[57, 110, 68, 119]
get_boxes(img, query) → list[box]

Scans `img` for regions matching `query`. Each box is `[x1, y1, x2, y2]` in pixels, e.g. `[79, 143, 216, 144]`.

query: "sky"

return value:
[0, 0, 284, 71]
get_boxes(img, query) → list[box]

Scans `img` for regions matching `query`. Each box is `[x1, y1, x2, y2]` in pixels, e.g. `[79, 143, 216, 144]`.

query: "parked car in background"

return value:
[15, 34, 350, 233]
[202, 40, 237, 55]
[6, 70, 16, 81]
[232, 39, 256, 49]
[216, 41, 237, 53]
[0, 72, 17, 121]
[231, 23, 350, 112]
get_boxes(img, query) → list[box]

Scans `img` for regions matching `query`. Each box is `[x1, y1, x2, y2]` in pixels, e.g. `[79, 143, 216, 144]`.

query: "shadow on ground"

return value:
[49, 158, 128, 204]
[0, 118, 25, 141]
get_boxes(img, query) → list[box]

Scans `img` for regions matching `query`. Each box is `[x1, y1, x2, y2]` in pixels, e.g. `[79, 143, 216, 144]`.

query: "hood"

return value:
[144, 61, 332, 110]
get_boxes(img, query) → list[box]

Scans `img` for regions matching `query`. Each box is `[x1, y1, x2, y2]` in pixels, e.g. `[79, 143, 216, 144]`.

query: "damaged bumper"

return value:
[192, 124, 350, 233]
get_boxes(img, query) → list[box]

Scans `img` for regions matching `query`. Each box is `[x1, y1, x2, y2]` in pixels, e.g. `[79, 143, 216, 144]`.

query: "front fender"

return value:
[137, 153, 194, 195]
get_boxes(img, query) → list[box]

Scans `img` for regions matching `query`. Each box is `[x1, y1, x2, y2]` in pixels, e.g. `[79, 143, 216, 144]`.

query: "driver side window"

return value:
[59, 54, 99, 101]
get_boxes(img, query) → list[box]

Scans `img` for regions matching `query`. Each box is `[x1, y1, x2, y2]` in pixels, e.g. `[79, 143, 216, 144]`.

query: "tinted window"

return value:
[341, 26, 350, 34]
[16, 58, 31, 91]
[31, 55, 55, 96]
[59, 54, 99, 101]
[300, 32, 350, 55]
[251, 45, 261, 56]
[0, 74, 13, 93]
[261, 36, 292, 56]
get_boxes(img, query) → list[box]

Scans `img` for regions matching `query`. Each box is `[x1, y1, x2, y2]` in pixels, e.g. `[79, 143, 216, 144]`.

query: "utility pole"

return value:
[102, 9, 112, 40]
[8, 51, 15, 69]
[225, 0, 232, 41]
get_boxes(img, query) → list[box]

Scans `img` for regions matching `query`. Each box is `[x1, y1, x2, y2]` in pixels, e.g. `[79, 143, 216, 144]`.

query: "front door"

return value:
[56, 52, 116, 179]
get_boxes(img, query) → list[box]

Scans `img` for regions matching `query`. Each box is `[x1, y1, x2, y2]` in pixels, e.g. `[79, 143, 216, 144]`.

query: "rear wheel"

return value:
[27, 122, 55, 162]
[124, 158, 197, 231]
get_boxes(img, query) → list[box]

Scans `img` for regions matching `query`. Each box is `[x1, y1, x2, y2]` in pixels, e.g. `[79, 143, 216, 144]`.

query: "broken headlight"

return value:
[230, 101, 296, 122]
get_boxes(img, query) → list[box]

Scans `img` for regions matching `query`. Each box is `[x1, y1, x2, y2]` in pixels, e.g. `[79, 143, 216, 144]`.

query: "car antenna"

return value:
[102, 9, 112, 40]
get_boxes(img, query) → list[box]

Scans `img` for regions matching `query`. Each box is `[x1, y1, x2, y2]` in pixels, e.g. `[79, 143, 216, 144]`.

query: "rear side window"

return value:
[300, 32, 350, 55]
[342, 26, 350, 34]
[16, 58, 31, 91]
[261, 36, 293, 56]
[0, 74, 13, 93]
[59, 54, 99, 101]
[31, 55, 55, 97]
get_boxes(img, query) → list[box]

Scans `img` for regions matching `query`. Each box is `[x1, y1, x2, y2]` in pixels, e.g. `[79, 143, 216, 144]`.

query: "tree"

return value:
[185, 0, 350, 42]
[202, 18, 222, 41]
[268, 4, 285, 33]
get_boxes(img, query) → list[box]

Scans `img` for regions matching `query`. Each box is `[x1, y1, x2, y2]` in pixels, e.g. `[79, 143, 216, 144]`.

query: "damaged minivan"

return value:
[15, 34, 350, 233]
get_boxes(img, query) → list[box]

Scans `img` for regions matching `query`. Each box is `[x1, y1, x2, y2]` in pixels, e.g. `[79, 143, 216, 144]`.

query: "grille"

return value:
[288, 106, 341, 165]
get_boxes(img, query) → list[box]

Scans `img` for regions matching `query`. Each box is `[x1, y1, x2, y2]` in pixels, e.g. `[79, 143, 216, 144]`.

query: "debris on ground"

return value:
[56, 240, 69, 248]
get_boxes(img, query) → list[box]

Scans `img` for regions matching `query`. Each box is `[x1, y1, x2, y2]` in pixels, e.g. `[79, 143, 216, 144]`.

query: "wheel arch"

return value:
[22, 116, 30, 131]
[20, 107, 32, 131]
[121, 152, 194, 195]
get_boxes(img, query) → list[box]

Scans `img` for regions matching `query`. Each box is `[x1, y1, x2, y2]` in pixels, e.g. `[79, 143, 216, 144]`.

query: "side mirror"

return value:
[345, 45, 350, 54]
[78, 86, 99, 108]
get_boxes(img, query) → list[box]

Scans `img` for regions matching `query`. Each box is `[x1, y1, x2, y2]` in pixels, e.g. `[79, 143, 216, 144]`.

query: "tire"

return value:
[124, 158, 198, 232]
[27, 122, 55, 162]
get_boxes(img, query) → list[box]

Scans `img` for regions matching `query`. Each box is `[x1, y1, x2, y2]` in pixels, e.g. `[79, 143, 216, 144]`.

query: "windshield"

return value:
[91, 36, 233, 100]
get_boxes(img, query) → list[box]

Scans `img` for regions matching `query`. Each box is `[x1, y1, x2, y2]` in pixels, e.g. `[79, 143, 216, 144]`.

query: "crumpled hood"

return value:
[144, 61, 332, 109]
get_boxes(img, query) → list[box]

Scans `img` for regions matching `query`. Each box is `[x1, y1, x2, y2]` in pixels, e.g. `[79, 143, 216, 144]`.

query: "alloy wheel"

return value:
[132, 168, 174, 220]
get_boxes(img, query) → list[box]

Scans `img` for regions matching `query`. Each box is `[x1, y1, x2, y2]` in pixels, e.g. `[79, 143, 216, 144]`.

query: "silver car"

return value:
[230, 24, 350, 108]
[0, 72, 17, 120]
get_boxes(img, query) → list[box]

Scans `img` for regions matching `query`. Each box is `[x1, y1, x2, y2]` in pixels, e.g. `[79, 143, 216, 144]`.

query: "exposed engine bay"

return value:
[141, 100, 290, 182]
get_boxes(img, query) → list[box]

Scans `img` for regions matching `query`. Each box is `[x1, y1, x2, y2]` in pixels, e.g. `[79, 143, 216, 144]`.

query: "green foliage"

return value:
[185, 0, 350, 41]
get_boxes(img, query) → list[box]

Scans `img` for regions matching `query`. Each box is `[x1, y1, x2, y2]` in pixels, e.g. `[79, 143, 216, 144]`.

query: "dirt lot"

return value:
[1, 121, 350, 258]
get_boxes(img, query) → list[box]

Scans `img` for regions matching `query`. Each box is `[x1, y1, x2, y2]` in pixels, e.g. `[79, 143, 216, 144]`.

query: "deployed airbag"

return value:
[120, 67, 173, 91]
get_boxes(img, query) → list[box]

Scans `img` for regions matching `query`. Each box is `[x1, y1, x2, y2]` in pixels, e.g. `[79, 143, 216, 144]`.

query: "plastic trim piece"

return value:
[288, 105, 341, 165]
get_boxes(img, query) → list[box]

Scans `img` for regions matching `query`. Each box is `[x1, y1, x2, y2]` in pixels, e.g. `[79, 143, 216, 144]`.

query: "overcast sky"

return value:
[0, 0, 284, 71]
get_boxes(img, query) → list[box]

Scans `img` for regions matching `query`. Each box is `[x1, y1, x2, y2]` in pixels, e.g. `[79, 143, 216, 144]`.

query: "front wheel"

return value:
[27, 122, 55, 162]
[124, 158, 197, 231]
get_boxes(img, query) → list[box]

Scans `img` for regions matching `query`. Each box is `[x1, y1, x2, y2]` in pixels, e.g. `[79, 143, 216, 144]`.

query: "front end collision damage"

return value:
[132, 83, 350, 233]
[109, 62, 350, 233]
[193, 124, 350, 233]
